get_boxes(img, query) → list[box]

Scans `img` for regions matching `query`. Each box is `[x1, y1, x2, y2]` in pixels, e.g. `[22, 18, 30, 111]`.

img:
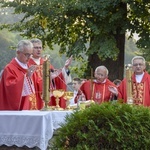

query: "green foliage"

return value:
[0, 0, 140, 57]
[125, 37, 139, 64]
[0, 29, 21, 71]
[52, 103, 150, 150]
[70, 57, 88, 78]
[127, 0, 150, 49]
[0, 0, 149, 79]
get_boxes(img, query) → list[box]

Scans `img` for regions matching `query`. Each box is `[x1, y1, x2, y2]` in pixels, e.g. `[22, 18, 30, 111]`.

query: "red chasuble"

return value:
[76, 79, 117, 104]
[118, 71, 150, 106]
[0, 59, 37, 110]
[28, 58, 67, 109]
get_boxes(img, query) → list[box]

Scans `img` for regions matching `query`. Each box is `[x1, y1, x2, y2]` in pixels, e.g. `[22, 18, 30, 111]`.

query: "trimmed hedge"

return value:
[51, 102, 150, 150]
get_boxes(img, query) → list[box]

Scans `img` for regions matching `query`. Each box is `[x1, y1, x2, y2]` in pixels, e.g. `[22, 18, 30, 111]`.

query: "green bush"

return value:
[51, 102, 150, 150]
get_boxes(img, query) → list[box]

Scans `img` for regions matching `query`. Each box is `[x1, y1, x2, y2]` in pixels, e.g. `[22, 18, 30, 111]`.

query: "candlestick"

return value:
[42, 55, 50, 110]
[125, 64, 133, 104]
[90, 67, 94, 100]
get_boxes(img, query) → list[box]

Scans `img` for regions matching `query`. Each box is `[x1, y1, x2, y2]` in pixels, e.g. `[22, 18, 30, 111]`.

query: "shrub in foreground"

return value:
[51, 102, 150, 150]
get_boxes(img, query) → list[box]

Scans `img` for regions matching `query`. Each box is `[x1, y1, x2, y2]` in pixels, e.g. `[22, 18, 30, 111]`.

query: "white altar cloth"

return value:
[0, 110, 72, 150]
[51, 110, 73, 130]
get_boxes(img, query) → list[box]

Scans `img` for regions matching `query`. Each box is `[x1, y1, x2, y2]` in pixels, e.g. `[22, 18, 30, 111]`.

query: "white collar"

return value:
[93, 79, 106, 83]
[135, 72, 144, 83]
[15, 57, 28, 69]
[31, 56, 41, 65]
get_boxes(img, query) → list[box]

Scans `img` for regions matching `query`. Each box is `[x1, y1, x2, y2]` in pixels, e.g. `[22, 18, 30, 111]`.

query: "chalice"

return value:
[64, 91, 74, 110]
[53, 89, 65, 110]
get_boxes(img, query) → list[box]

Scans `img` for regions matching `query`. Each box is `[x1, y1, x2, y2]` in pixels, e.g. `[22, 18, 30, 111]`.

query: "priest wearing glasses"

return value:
[0, 40, 39, 110]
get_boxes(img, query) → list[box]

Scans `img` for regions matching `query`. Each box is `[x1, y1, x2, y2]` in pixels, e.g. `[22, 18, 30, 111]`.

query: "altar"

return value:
[0, 110, 72, 150]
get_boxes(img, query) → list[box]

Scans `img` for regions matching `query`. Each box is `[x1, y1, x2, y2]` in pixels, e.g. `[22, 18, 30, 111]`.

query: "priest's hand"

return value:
[50, 69, 62, 79]
[108, 86, 118, 96]
[64, 55, 73, 69]
[27, 65, 37, 77]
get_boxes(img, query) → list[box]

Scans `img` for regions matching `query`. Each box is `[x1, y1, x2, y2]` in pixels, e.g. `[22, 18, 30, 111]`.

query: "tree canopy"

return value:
[0, 0, 149, 80]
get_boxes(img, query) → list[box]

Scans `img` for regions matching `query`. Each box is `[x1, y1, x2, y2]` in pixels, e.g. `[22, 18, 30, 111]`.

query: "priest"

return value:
[0, 40, 39, 110]
[75, 66, 119, 104]
[28, 38, 72, 109]
[118, 56, 150, 106]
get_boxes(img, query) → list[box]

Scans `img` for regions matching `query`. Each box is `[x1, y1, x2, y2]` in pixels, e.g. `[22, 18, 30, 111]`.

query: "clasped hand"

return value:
[108, 86, 118, 96]
[50, 69, 62, 79]
[27, 65, 37, 77]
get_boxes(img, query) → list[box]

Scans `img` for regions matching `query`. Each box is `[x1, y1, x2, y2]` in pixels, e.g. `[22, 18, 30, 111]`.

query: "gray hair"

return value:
[95, 66, 109, 76]
[16, 40, 33, 52]
[131, 56, 146, 65]
[30, 38, 42, 44]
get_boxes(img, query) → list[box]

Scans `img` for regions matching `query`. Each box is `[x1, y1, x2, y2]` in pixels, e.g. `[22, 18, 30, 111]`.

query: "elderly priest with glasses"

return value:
[0, 39, 42, 110]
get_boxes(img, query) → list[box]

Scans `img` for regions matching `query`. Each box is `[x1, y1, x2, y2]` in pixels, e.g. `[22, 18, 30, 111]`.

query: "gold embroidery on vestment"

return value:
[29, 93, 38, 110]
[36, 65, 43, 78]
[132, 83, 144, 105]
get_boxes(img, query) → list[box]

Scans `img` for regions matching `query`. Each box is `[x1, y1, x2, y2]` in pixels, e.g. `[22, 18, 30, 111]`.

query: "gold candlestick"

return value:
[125, 64, 133, 104]
[42, 55, 50, 110]
[90, 67, 94, 100]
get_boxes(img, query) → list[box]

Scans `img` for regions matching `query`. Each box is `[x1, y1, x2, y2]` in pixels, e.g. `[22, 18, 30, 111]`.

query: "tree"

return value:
[0, 29, 19, 71]
[0, 4, 23, 71]
[0, 0, 149, 80]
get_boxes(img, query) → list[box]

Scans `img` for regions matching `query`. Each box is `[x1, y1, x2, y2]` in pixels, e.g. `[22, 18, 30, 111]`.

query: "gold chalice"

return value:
[64, 91, 74, 110]
[53, 89, 65, 110]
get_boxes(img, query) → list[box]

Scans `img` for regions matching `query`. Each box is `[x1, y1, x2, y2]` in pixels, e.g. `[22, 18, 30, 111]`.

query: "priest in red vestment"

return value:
[118, 56, 150, 106]
[28, 38, 72, 109]
[0, 40, 40, 110]
[75, 66, 119, 104]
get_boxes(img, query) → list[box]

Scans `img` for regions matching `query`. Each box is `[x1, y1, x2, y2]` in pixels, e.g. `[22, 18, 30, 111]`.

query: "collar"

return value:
[93, 79, 106, 84]
[31, 56, 41, 65]
[15, 57, 28, 69]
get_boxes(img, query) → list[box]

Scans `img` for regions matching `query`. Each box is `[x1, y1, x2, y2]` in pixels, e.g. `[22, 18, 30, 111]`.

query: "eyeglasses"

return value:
[133, 63, 144, 67]
[21, 52, 32, 58]
[33, 47, 42, 50]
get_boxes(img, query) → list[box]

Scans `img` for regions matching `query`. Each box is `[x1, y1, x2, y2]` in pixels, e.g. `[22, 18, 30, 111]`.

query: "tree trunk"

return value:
[85, 2, 127, 81]
[86, 33, 125, 81]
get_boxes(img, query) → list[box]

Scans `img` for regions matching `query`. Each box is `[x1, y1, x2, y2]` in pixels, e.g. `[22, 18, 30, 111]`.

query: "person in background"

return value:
[0, 40, 39, 110]
[70, 78, 83, 105]
[118, 56, 150, 106]
[81, 78, 87, 84]
[75, 66, 119, 104]
[28, 38, 72, 109]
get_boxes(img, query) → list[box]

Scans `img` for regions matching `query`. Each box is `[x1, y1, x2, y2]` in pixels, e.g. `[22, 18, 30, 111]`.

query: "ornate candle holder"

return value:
[125, 64, 133, 105]
[64, 91, 74, 110]
[127, 97, 134, 105]
[42, 55, 51, 110]
[53, 89, 65, 110]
